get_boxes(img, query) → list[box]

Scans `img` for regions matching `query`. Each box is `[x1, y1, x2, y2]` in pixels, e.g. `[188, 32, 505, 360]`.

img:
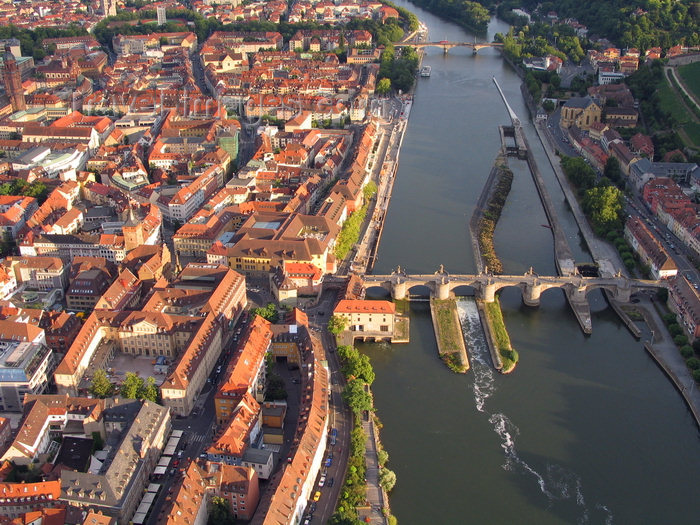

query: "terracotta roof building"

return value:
[624, 217, 677, 279]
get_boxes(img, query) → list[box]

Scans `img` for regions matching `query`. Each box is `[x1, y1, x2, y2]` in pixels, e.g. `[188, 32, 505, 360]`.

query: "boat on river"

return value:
[420, 66, 431, 77]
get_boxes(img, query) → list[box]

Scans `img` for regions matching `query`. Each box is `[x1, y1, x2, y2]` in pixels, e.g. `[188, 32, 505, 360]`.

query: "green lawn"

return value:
[679, 61, 700, 102]
[658, 75, 700, 149]
[485, 299, 519, 373]
[683, 121, 700, 147]
[433, 299, 461, 354]
[431, 298, 467, 373]
[658, 80, 691, 124]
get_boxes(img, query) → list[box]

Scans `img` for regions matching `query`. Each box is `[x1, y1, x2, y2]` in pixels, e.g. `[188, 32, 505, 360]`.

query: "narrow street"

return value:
[300, 297, 353, 524]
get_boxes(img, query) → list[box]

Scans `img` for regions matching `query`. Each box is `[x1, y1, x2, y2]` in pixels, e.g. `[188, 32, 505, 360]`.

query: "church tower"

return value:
[2, 46, 26, 112]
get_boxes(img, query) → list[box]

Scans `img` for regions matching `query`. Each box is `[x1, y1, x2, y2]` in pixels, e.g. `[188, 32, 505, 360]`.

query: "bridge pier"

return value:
[392, 278, 407, 300]
[569, 285, 587, 303]
[614, 282, 632, 302]
[435, 278, 450, 300]
[482, 281, 496, 303]
[523, 283, 542, 307]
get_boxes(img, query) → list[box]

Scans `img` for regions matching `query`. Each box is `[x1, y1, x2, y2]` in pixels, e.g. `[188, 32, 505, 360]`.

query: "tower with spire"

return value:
[122, 204, 145, 251]
[2, 46, 26, 113]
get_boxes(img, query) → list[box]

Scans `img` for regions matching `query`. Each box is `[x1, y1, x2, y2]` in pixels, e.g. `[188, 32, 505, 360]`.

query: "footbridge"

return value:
[363, 266, 664, 333]
[395, 41, 503, 54]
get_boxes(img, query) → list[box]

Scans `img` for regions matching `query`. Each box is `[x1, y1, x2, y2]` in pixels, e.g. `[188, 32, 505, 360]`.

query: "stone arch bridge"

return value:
[364, 266, 661, 304]
[395, 41, 504, 54]
[363, 267, 664, 332]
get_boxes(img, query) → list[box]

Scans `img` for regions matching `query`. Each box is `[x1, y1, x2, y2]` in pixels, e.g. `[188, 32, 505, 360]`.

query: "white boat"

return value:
[420, 66, 431, 77]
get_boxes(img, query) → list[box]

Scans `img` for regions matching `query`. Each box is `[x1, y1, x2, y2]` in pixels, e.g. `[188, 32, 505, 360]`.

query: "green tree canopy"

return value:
[582, 185, 624, 234]
[120, 372, 144, 399]
[343, 352, 375, 385]
[89, 369, 114, 398]
[327, 315, 348, 336]
[139, 376, 159, 403]
[208, 496, 233, 525]
[376, 77, 391, 95]
[561, 156, 596, 190]
[343, 378, 373, 415]
[604, 156, 623, 187]
[379, 467, 397, 492]
[252, 303, 278, 323]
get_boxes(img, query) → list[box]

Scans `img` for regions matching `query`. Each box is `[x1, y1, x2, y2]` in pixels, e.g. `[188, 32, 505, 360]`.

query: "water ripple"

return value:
[456, 298, 612, 524]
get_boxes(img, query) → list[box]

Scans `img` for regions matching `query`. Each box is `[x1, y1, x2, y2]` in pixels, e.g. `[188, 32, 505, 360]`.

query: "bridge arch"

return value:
[406, 282, 434, 299]
[365, 284, 392, 300]
[450, 283, 478, 297]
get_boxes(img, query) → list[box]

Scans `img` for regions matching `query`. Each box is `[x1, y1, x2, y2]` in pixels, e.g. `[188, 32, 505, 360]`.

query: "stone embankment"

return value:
[470, 155, 512, 274]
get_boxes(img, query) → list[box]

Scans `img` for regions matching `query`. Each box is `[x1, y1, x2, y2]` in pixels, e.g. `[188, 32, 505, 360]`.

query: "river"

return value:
[358, 2, 700, 524]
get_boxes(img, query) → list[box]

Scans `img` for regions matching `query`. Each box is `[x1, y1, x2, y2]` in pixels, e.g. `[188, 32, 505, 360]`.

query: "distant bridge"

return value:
[362, 267, 663, 333]
[395, 40, 503, 54]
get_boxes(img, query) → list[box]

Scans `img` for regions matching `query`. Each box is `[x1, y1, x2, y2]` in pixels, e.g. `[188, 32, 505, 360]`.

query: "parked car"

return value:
[313, 491, 321, 502]
[319, 475, 326, 487]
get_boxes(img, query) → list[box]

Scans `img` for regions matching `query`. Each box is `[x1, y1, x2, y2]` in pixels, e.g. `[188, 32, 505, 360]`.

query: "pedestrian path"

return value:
[360, 419, 387, 525]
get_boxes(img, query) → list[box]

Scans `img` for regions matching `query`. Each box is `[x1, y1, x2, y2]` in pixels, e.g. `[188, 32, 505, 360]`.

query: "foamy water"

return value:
[456, 298, 613, 524]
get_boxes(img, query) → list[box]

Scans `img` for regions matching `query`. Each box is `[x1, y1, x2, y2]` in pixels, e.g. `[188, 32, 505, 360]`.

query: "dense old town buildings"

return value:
[0, 6, 384, 517]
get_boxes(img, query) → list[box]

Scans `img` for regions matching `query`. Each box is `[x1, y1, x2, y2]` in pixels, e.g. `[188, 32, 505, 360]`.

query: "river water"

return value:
[358, 2, 700, 524]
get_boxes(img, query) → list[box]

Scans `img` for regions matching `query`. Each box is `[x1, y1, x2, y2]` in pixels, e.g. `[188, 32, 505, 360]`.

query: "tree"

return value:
[582, 185, 624, 234]
[327, 315, 348, 336]
[139, 376, 159, 403]
[363, 181, 377, 200]
[674, 335, 689, 346]
[378, 468, 397, 492]
[208, 496, 233, 525]
[376, 77, 391, 95]
[687, 357, 700, 370]
[0, 231, 14, 257]
[265, 374, 287, 401]
[343, 353, 375, 385]
[604, 157, 622, 187]
[342, 378, 372, 415]
[377, 448, 389, 467]
[668, 323, 683, 337]
[663, 313, 678, 325]
[252, 302, 278, 323]
[90, 369, 114, 398]
[120, 372, 144, 399]
[91, 431, 104, 451]
[337, 345, 356, 362]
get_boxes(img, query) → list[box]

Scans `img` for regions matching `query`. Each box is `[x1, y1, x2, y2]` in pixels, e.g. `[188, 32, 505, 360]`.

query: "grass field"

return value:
[658, 78, 692, 123]
[658, 72, 700, 149]
[683, 121, 700, 147]
[431, 298, 467, 372]
[433, 299, 461, 354]
[485, 299, 519, 373]
[679, 61, 700, 102]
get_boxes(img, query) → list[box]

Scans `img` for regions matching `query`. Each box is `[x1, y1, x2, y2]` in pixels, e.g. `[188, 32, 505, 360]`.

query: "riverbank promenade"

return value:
[359, 417, 388, 525]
